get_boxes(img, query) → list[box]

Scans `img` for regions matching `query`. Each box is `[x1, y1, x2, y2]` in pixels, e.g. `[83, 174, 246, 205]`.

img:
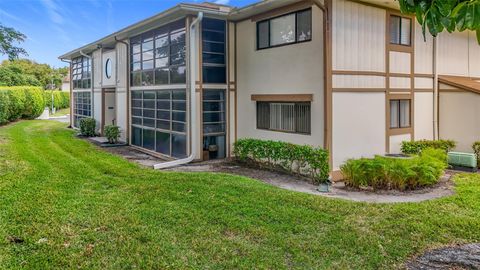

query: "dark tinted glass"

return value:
[203, 66, 226, 83]
[156, 132, 170, 155]
[142, 129, 155, 150]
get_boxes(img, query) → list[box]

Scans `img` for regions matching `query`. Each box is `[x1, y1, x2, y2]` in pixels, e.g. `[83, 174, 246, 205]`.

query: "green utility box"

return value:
[448, 152, 477, 172]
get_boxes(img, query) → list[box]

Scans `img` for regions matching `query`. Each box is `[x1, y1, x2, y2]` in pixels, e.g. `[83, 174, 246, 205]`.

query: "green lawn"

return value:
[0, 121, 479, 269]
[51, 108, 70, 117]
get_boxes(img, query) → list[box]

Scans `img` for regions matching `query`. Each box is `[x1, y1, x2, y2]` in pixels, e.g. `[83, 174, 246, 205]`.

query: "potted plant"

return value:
[104, 125, 121, 144]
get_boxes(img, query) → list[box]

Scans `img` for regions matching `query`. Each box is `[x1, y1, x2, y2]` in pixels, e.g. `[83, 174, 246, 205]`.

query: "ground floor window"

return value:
[73, 91, 91, 128]
[256, 102, 311, 134]
[390, 99, 410, 128]
[131, 89, 187, 158]
[203, 89, 226, 159]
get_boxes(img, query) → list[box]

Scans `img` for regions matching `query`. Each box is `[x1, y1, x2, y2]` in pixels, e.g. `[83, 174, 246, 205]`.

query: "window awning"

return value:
[439, 75, 480, 94]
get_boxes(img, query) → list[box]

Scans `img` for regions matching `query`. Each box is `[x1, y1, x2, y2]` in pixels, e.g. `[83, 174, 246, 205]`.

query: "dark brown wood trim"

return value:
[332, 70, 386, 76]
[251, 94, 313, 102]
[390, 72, 411, 78]
[388, 127, 413, 136]
[332, 88, 386, 92]
[414, 88, 434, 92]
[250, 0, 313, 22]
[389, 88, 412, 92]
[415, 73, 434, 78]
[325, 0, 333, 167]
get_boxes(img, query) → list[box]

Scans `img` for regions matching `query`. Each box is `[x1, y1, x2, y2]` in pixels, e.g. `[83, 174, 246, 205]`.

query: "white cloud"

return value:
[40, 0, 64, 24]
[214, 0, 230, 5]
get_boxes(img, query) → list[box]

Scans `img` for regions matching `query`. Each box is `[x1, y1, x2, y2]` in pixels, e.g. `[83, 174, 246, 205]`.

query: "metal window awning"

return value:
[439, 75, 480, 94]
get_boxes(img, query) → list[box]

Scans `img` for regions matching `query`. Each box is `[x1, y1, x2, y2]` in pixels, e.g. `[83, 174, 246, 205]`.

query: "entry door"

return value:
[104, 91, 116, 128]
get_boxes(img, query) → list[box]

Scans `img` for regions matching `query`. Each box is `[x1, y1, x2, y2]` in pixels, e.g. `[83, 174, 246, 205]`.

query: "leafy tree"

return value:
[0, 24, 27, 60]
[398, 0, 480, 43]
[0, 59, 67, 88]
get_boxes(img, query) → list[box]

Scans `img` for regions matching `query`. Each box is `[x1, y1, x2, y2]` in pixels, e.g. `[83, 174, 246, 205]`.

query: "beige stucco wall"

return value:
[236, 5, 324, 147]
[414, 92, 434, 140]
[437, 31, 480, 77]
[439, 88, 480, 152]
[102, 50, 117, 87]
[332, 92, 386, 169]
[389, 133, 411, 154]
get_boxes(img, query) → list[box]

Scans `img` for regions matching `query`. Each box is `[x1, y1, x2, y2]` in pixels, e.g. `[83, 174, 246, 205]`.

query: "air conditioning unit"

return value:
[448, 152, 477, 172]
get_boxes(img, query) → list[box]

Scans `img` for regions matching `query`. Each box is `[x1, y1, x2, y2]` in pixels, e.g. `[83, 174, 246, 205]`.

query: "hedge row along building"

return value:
[59, 0, 480, 175]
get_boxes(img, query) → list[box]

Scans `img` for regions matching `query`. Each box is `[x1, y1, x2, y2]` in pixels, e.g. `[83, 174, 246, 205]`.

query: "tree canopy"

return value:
[0, 59, 68, 89]
[398, 0, 480, 42]
[0, 24, 27, 60]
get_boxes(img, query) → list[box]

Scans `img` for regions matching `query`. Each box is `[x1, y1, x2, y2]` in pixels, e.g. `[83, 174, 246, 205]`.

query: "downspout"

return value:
[60, 58, 72, 128]
[79, 50, 94, 123]
[154, 12, 204, 170]
[433, 37, 439, 140]
[115, 37, 130, 143]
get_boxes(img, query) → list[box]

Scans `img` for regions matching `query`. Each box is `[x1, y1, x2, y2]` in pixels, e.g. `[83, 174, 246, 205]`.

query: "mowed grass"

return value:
[0, 121, 479, 269]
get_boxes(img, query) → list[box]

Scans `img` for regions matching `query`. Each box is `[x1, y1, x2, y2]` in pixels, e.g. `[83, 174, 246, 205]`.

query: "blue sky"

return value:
[0, 0, 257, 68]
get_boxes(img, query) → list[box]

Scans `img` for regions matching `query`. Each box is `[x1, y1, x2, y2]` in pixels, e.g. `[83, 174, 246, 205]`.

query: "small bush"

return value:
[401, 139, 456, 155]
[472, 142, 480, 168]
[79, 118, 96, 137]
[341, 148, 447, 190]
[6, 88, 26, 121]
[104, 125, 121, 144]
[233, 138, 329, 184]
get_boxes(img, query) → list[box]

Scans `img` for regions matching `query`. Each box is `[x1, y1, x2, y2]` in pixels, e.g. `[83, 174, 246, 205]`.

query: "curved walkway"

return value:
[166, 160, 456, 203]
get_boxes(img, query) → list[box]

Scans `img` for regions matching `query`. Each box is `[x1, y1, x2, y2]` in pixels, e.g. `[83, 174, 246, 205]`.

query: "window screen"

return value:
[257, 8, 312, 50]
[390, 99, 410, 128]
[73, 91, 91, 128]
[390, 15, 411, 46]
[130, 19, 186, 86]
[256, 102, 311, 134]
[131, 89, 187, 158]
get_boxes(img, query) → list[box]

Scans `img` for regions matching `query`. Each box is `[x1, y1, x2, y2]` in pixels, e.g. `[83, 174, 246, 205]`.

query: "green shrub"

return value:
[22, 87, 45, 119]
[79, 118, 96, 137]
[472, 141, 480, 168]
[0, 90, 11, 125]
[341, 148, 447, 190]
[44, 91, 70, 110]
[233, 138, 329, 184]
[104, 125, 121, 144]
[401, 139, 456, 155]
[6, 88, 26, 121]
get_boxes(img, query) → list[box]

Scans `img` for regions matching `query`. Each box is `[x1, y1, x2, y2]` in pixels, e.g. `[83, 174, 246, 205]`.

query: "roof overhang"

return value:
[58, 3, 230, 60]
[439, 75, 480, 95]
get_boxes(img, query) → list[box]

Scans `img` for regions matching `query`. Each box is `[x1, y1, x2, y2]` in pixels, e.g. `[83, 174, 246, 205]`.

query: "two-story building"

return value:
[59, 0, 480, 175]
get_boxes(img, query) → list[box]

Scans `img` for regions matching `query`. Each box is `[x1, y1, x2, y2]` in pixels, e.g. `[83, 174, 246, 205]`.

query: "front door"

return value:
[103, 90, 116, 132]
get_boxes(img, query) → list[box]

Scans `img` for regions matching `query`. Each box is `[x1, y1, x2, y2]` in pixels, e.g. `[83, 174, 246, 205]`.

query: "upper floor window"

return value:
[390, 99, 410, 129]
[130, 19, 186, 87]
[72, 56, 91, 89]
[389, 15, 411, 46]
[202, 18, 226, 84]
[257, 8, 312, 50]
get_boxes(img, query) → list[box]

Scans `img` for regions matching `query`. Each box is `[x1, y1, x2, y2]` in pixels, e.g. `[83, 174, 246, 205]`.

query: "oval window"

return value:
[105, 58, 112, 79]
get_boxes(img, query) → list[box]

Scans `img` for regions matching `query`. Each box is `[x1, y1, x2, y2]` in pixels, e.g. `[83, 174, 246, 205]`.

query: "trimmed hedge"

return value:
[233, 138, 329, 184]
[43, 91, 70, 110]
[0, 86, 46, 125]
[401, 139, 456, 155]
[341, 148, 447, 190]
